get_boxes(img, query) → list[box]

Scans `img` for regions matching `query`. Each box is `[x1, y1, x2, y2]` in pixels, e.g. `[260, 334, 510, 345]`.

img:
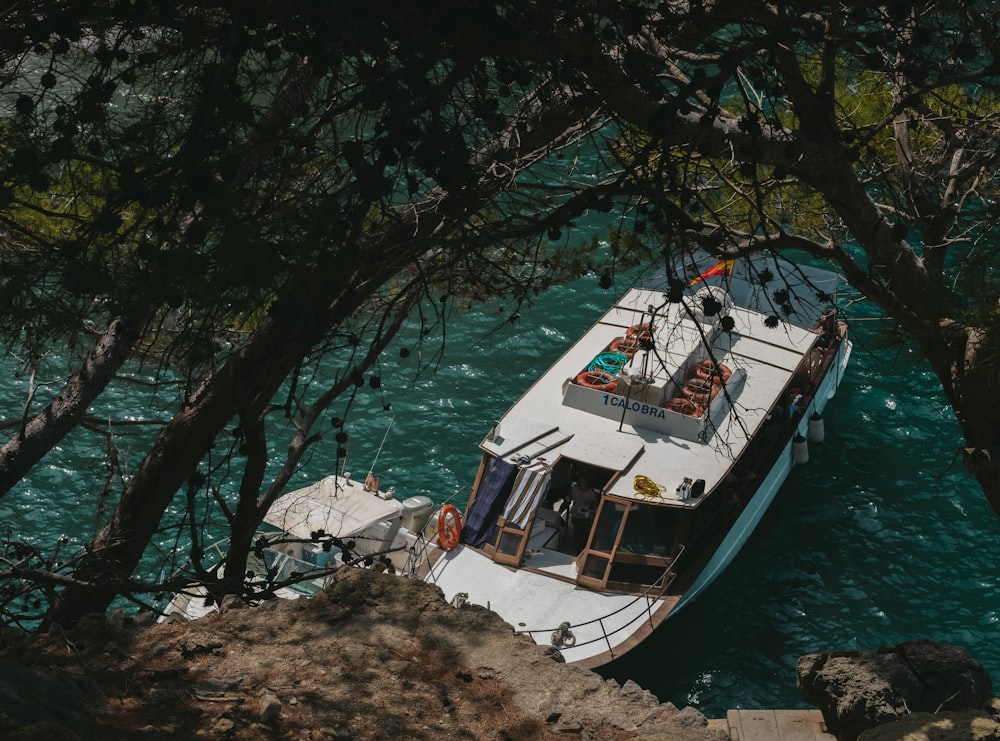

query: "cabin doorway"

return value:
[542, 460, 615, 559]
[464, 454, 621, 568]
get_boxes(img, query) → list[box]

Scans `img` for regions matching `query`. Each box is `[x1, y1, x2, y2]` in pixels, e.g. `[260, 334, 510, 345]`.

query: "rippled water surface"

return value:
[2, 264, 997, 718]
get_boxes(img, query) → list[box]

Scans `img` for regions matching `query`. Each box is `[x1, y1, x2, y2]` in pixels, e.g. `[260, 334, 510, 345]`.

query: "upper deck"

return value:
[479, 260, 836, 507]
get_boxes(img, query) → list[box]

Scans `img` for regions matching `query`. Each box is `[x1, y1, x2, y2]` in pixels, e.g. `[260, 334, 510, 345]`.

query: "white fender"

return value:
[792, 434, 809, 465]
[808, 412, 825, 444]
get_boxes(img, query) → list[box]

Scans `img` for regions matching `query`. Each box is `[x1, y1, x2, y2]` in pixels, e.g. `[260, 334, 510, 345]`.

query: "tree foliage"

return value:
[2, 1, 1000, 625]
[564, 1, 1000, 509]
[0, 2, 634, 624]
[388, 3, 1000, 511]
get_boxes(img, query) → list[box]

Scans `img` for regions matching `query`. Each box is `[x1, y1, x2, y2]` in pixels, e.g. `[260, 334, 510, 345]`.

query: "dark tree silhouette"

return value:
[1, 2, 999, 625]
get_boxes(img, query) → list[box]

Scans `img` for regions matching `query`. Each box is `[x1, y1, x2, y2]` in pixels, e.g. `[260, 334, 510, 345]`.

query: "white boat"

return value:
[420, 254, 852, 668]
[160, 472, 442, 621]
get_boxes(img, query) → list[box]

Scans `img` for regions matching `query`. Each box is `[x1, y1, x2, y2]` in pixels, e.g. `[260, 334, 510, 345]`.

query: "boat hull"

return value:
[672, 337, 852, 614]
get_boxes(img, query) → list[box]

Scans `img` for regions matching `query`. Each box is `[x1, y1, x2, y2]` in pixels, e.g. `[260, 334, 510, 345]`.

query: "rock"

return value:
[797, 639, 994, 740]
[619, 677, 660, 706]
[219, 594, 247, 612]
[606, 708, 638, 731]
[671, 704, 712, 730]
[384, 659, 412, 674]
[0, 567, 721, 740]
[553, 717, 584, 733]
[0, 660, 103, 738]
[857, 709, 1000, 740]
[211, 717, 235, 734]
[259, 692, 282, 724]
[72, 612, 111, 641]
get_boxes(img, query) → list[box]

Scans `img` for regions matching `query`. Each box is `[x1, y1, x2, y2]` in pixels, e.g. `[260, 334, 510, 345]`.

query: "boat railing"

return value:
[402, 532, 438, 576]
[514, 544, 686, 660]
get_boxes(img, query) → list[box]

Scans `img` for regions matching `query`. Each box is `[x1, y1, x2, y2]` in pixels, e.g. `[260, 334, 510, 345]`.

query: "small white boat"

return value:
[420, 254, 853, 668]
[160, 472, 441, 621]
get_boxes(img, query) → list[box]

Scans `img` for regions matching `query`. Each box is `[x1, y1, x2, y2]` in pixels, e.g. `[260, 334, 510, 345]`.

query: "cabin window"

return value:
[577, 497, 681, 591]
[495, 528, 522, 558]
[617, 503, 677, 557]
[590, 499, 626, 552]
[581, 553, 610, 580]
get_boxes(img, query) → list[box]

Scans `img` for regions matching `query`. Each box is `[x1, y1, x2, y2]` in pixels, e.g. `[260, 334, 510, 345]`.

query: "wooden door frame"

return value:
[575, 495, 630, 589]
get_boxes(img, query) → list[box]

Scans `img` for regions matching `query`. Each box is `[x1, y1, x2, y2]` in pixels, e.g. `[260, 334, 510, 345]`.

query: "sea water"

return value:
[1, 265, 996, 719]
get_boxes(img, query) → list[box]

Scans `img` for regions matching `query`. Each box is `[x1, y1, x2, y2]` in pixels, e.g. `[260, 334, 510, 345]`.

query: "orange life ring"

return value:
[681, 378, 719, 404]
[609, 335, 642, 357]
[611, 323, 656, 357]
[665, 397, 704, 417]
[626, 323, 655, 339]
[574, 370, 618, 393]
[437, 505, 462, 550]
[693, 360, 732, 385]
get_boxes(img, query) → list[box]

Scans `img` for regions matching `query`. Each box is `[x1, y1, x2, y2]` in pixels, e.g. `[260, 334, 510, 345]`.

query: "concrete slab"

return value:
[724, 709, 833, 740]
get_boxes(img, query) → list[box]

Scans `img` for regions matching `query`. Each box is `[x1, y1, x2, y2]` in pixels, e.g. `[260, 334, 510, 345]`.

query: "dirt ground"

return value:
[0, 568, 727, 740]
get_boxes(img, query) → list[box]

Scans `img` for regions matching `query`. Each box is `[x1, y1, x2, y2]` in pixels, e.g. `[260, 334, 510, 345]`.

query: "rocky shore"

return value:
[2, 569, 999, 740]
[0, 569, 726, 740]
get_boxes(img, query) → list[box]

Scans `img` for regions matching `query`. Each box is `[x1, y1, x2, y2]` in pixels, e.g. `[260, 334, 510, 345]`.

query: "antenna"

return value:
[370, 415, 394, 472]
[365, 416, 395, 491]
[340, 425, 352, 476]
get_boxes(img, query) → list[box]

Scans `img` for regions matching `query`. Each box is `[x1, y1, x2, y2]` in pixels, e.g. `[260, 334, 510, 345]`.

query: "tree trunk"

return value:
[50, 277, 343, 623]
[920, 323, 1000, 517]
[0, 316, 144, 498]
[218, 406, 269, 600]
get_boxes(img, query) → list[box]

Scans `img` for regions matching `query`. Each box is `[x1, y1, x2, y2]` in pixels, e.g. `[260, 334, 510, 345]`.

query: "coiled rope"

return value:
[551, 621, 577, 648]
[633, 475, 667, 501]
[587, 352, 629, 374]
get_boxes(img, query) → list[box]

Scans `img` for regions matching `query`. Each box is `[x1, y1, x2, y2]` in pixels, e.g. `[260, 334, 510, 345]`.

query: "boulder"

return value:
[797, 639, 993, 741]
[857, 709, 1000, 740]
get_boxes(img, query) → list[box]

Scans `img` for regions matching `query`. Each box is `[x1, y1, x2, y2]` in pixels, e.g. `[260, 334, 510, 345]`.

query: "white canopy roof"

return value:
[264, 475, 400, 539]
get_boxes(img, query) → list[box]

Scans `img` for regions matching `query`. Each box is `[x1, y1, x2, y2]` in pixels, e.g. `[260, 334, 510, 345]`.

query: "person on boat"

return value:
[374, 555, 396, 575]
[566, 475, 598, 551]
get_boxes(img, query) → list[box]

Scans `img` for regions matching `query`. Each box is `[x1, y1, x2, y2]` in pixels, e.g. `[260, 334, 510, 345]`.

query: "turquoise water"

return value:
[1, 265, 996, 719]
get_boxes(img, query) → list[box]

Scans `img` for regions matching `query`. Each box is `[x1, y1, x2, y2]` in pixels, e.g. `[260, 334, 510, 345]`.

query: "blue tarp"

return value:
[460, 458, 519, 547]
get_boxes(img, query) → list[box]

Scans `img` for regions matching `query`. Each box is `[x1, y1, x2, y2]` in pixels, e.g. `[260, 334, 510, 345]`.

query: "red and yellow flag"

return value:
[689, 259, 734, 286]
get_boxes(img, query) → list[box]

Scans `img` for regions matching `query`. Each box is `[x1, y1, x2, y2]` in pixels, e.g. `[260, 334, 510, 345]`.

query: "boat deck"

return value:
[480, 288, 822, 505]
[425, 543, 677, 666]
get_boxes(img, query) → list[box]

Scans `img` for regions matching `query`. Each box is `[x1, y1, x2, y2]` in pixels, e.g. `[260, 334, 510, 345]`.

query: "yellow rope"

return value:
[633, 475, 666, 500]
